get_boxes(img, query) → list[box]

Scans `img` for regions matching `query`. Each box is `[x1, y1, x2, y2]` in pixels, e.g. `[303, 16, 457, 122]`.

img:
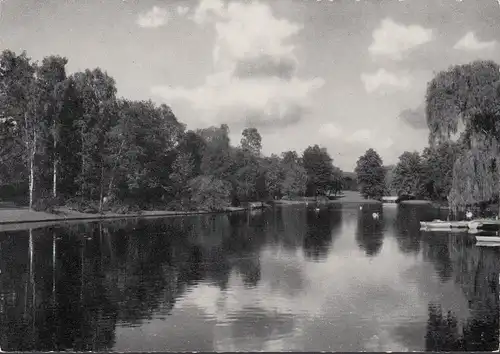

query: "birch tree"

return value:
[0, 50, 42, 209]
[36, 56, 69, 199]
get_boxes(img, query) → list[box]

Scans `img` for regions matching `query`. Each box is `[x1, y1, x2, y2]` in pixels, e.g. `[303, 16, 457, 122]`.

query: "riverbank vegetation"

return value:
[0, 49, 345, 213]
[385, 60, 500, 216]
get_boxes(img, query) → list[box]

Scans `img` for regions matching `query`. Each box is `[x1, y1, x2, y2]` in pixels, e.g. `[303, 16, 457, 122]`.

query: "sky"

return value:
[1, 0, 500, 170]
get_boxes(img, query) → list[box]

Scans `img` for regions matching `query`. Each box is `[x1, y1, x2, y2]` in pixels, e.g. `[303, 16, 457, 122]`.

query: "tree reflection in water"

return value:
[425, 243, 500, 351]
[303, 206, 341, 262]
[0, 206, 498, 351]
[355, 205, 385, 257]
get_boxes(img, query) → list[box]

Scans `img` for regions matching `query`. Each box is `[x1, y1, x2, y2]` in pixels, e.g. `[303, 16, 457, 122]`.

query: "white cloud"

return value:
[176, 5, 190, 16]
[191, 0, 225, 25]
[361, 69, 411, 94]
[136, 6, 170, 28]
[319, 123, 343, 138]
[346, 129, 373, 143]
[369, 18, 433, 61]
[453, 31, 497, 51]
[153, 0, 324, 130]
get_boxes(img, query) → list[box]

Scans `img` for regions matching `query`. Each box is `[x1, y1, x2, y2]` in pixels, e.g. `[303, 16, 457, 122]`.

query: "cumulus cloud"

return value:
[369, 18, 433, 61]
[136, 6, 170, 28]
[191, 0, 226, 25]
[347, 129, 373, 143]
[319, 123, 343, 139]
[453, 31, 497, 51]
[176, 6, 190, 16]
[361, 69, 412, 94]
[152, 0, 324, 130]
[136, 5, 189, 28]
[233, 55, 297, 80]
[399, 105, 427, 130]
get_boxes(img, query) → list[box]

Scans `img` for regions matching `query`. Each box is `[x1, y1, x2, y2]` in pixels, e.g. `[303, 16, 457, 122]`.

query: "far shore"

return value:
[0, 191, 453, 232]
[274, 190, 382, 205]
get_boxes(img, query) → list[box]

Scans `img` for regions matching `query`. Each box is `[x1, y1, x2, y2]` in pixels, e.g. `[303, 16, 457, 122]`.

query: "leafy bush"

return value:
[33, 196, 60, 213]
[109, 201, 142, 214]
[65, 198, 99, 214]
[188, 175, 231, 212]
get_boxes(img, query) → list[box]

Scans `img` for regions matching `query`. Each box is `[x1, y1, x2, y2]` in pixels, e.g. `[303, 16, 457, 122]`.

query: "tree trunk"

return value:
[52, 138, 57, 198]
[80, 126, 84, 201]
[28, 133, 36, 210]
[99, 164, 104, 214]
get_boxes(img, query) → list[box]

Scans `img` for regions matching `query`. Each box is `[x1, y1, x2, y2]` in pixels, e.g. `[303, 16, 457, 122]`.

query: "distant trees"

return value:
[355, 148, 385, 200]
[383, 165, 395, 196]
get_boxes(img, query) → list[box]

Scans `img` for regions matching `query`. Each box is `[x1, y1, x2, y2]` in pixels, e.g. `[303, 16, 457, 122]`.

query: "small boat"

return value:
[382, 196, 398, 207]
[420, 220, 469, 229]
[475, 235, 500, 243]
[475, 241, 500, 247]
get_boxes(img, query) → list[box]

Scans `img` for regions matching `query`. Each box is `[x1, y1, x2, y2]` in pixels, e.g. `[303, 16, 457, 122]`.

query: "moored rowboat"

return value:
[420, 220, 469, 229]
[475, 240, 500, 247]
[475, 236, 500, 243]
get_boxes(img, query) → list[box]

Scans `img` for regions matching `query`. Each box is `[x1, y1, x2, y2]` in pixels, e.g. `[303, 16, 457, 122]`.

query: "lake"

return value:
[0, 203, 498, 352]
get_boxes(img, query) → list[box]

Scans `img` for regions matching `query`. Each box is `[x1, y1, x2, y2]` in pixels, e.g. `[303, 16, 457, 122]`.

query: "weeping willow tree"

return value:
[426, 60, 500, 215]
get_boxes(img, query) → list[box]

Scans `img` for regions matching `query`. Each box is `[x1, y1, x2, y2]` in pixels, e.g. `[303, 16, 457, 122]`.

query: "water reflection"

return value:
[0, 205, 497, 351]
[303, 207, 341, 262]
[356, 205, 384, 256]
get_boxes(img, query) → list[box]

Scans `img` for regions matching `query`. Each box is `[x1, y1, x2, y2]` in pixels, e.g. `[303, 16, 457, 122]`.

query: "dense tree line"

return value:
[0, 50, 344, 213]
[387, 141, 461, 201]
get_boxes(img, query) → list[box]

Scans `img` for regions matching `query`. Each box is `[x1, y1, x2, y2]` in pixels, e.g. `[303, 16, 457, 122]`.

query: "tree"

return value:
[168, 151, 195, 209]
[263, 154, 283, 200]
[302, 145, 335, 197]
[354, 148, 385, 200]
[188, 175, 232, 212]
[240, 127, 262, 156]
[280, 151, 307, 198]
[420, 142, 461, 201]
[71, 68, 118, 208]
[0, 50, 43, 209]
[384, 165, 396, 196]
[425, 60, 500, 214]
[107, 99, 184, 207]
[36, 56, 69, 199]
[198, 124, 232, 181]
[391, 151, 424, 197]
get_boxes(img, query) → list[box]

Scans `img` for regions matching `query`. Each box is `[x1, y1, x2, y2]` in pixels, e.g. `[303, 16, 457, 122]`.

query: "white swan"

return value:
[372, 212, 379, 219]
[465, 211, 473, 220]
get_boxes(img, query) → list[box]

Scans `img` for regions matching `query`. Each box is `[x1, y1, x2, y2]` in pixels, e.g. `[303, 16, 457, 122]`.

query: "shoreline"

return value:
[0, 191, 452, 232]
[0, 206, 247, 232]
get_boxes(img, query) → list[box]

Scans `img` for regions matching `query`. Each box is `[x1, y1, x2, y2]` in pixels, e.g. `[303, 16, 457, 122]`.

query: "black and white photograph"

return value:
[0, 0, 500, 351]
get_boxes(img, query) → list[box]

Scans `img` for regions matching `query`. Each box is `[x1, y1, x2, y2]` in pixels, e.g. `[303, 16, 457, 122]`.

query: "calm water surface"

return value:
[0, 204, 498, 352]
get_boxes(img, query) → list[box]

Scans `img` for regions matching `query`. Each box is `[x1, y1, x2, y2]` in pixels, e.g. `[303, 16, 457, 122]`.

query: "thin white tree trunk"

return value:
[99, 164, 104, 213]
[52, 146, 57, 198]
[52, 231, 56, 296]
[29, 133, 36, 210]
